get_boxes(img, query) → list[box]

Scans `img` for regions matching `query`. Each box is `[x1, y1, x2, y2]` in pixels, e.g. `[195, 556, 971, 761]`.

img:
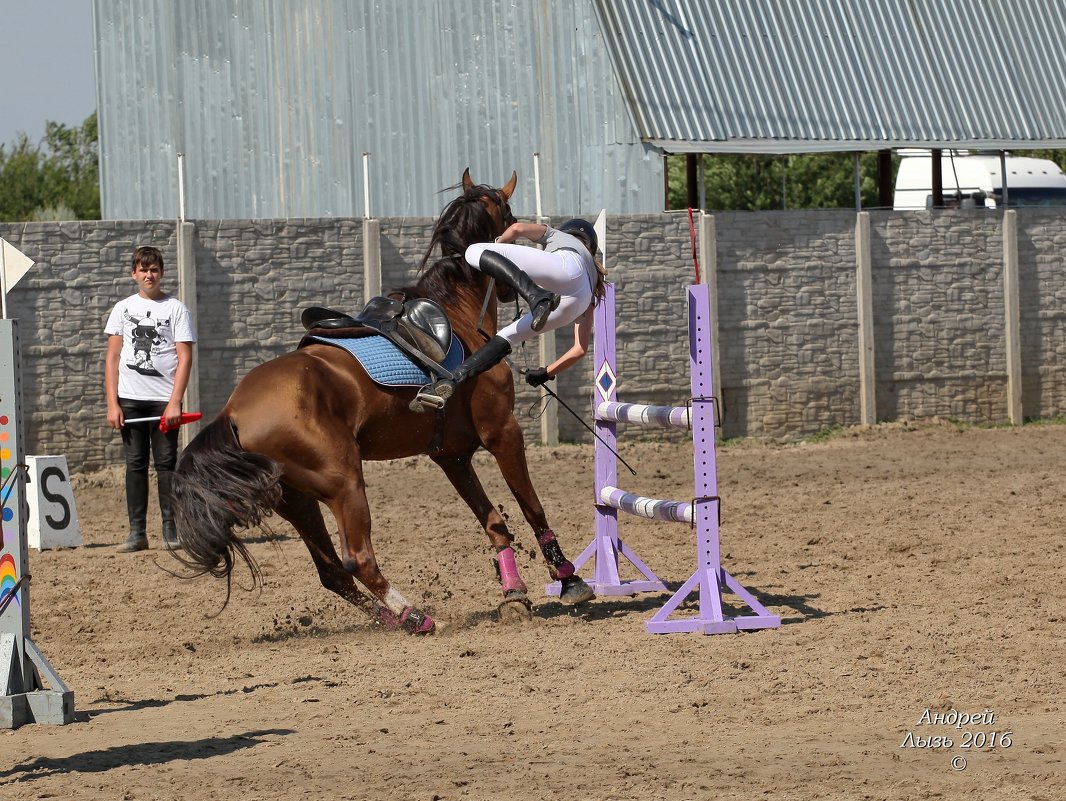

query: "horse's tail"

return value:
[172, 415, 284, 604]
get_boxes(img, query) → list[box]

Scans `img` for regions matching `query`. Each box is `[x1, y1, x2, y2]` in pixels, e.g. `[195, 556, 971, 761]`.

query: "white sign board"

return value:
[25, 456, 82, 550]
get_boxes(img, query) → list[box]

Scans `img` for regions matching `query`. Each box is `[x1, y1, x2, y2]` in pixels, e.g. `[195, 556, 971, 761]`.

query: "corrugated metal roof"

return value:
[595, 0, 1066, 153]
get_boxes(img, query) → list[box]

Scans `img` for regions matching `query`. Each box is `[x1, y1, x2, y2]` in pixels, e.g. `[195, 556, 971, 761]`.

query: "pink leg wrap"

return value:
[496, 546, 528, 595]
[536, 529, 575, 579]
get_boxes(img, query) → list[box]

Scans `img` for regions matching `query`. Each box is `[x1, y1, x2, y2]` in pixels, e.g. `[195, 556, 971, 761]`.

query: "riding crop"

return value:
[528, 379, 637, 476]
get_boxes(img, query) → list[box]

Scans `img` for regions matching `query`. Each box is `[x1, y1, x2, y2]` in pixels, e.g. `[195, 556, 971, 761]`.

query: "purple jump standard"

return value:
[549, 282, 781, 635]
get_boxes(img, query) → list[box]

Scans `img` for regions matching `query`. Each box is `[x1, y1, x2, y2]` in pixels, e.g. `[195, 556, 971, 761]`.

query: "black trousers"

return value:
[119, 398, 179, 536]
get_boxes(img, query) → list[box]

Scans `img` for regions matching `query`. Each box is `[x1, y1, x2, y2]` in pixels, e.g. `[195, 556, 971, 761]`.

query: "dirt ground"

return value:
[1, 421, 1064, 800]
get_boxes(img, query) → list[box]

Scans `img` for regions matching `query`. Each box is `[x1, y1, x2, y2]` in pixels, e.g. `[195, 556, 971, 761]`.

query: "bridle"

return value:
[477, 187, 516, 231]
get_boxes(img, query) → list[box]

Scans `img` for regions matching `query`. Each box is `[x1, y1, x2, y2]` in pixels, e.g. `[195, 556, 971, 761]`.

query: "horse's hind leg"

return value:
[324, 466, 435, 634]
[480, 417, 595, 606]
[276, 485, 375, 616]
[433, 454, 533, 622]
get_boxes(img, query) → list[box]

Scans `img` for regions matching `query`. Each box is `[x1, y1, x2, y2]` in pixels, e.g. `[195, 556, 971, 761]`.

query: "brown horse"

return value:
[172, 170, 594, 633]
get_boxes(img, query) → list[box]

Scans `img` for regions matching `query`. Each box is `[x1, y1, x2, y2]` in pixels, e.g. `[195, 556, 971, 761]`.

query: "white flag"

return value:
[1, 238, 34, 291]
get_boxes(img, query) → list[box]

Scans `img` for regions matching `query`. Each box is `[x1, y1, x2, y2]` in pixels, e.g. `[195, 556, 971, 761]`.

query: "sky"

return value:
[0, 0, 97, 148]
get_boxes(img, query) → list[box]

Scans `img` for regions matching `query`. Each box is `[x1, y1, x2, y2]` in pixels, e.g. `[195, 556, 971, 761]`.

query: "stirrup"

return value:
[530, 293, 561, 332]
[410, 380, 454, 413]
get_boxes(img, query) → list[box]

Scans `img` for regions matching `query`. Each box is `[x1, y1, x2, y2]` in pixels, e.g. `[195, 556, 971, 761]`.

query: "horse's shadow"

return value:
[0, 729, 293, 782]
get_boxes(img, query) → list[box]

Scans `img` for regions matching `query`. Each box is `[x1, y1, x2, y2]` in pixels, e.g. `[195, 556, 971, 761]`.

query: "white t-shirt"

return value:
[104, 293, 197, 401]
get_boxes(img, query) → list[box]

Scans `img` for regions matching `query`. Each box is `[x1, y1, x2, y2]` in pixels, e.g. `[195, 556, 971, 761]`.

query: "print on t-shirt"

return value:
[125, 310, 170, 377]
[106, 293, 195, 402]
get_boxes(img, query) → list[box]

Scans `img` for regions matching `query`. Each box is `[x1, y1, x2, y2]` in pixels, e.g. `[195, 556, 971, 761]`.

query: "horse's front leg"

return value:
[479, 417, 595, 606]
[321, 466, 436, 634]
[432, 454, 534, 622]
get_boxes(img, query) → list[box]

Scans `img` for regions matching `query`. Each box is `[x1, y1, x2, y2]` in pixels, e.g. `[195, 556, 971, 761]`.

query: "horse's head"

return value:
[462, 167, 517, 236]
[415, 170, 520, 305]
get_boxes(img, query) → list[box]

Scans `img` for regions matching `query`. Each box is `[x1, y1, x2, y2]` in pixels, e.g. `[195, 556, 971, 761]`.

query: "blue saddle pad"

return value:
[309, 334, 465, 387]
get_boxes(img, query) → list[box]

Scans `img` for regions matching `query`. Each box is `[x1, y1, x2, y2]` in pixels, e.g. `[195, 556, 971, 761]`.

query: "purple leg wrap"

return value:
[496, 546, 528, 595]
[536, 529, 575, 580]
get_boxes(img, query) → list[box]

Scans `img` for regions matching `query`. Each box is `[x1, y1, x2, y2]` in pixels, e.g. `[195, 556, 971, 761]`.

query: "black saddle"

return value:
[301, 296, 454, 378]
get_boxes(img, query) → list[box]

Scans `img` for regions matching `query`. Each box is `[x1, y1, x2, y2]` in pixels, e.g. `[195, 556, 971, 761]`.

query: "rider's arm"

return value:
[495, 222, 548, 244]
[545, 305, 594, 377]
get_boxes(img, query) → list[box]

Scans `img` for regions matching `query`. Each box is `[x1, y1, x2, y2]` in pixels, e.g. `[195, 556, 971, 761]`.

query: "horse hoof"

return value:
[559, 576, 595, 606]
[497, 592, 533, 624]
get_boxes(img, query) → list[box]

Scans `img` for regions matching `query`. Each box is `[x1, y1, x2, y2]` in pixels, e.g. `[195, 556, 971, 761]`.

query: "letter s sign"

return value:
[41, 466, 71, 529]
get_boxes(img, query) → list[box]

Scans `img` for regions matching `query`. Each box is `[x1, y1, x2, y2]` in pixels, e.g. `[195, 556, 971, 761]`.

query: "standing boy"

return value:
[104, 246, 196, 552]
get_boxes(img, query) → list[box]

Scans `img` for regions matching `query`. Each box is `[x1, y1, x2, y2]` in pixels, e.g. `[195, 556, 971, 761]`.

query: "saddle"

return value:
[301, 296, 455, 380]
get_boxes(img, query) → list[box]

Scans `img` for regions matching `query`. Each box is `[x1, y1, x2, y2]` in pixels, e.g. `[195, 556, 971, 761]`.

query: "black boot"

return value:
[411, 336, 512, 412]
[478, 250, 559, 332]
[157, 470, 181, 550]
[118, 469, 150, 551]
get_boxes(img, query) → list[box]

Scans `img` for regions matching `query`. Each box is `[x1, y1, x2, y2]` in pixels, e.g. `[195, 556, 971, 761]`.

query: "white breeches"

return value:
[465, 242, 593, 346]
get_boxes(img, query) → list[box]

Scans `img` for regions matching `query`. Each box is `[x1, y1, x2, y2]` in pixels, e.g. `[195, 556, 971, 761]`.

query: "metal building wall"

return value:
[93, 0, 663, 220]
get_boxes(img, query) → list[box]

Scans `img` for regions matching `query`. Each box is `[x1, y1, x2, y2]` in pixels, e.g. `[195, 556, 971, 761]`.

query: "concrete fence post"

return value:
[536, 215, 558, 445]
[855, 212, 876, 426]
[698, 213, 721, 437]
[1003, 210, 1023, 424]
[362, 218, 381, 303]
[176, 220, 200, 446]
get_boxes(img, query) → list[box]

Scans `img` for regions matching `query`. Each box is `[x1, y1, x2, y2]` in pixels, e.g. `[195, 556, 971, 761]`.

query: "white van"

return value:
[893, 150, 1066, 210]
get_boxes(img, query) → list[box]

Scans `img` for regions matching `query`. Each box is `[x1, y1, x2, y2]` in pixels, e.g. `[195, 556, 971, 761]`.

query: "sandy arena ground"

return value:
[1, 421, 1064, 800]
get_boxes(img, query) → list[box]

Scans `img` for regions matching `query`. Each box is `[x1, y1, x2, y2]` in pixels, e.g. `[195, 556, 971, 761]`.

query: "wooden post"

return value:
[931, 149, 944, 208]
[878, 150, 894, 209]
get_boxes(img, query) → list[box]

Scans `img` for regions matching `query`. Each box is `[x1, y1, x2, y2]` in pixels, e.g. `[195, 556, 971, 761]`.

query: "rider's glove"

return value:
[525, 367, 554, 387]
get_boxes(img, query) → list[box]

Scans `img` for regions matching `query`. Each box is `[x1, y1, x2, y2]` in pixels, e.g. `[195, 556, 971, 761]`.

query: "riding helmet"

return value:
[559, 218, 598, 255]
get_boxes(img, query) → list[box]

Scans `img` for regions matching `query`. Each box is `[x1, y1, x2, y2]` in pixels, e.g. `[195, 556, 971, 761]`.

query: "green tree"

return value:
[668, 149, 1066, 211]
[0, 113, 100, 221]
[666, 152, 887, 211]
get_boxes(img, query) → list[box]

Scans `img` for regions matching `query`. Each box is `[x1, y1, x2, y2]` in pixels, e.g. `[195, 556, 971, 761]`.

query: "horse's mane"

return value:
[394, 183, 506, 305]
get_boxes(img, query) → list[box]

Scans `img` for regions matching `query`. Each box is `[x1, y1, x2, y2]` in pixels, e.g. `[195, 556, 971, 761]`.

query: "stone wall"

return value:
[1015, 211, 1066, 420]
[2, 209, 1065, 473]
[870, 213, 1007, 423]
[715, 211, 861, 437]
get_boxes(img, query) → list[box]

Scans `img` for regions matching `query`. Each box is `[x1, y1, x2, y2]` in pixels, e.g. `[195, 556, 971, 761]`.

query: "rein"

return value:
[476, 277, 495, 333]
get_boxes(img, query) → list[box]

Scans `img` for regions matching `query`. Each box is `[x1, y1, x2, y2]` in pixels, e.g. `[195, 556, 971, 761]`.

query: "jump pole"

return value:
[0, 320, 74, 727]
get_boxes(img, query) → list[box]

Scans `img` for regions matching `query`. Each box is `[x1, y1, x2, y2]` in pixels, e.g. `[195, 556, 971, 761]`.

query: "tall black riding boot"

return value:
[117, 469, 149, 552]
[478, 250, 560, 332]
[410, 335, 512, 412]
[157, 470, 181, 550]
